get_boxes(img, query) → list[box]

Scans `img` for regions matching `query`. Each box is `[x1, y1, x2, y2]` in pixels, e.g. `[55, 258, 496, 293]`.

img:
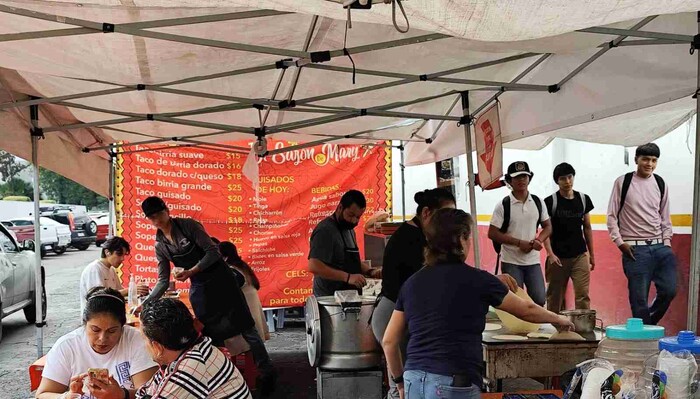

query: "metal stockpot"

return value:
[559, 309, 602, 333]
[305, 295, 382, 371]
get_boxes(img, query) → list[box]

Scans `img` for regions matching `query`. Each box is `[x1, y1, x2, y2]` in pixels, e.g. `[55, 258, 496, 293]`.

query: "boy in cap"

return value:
[543, 163, 595, 313]
[488, 161, 552, 306]
[607, 143, 676, 325]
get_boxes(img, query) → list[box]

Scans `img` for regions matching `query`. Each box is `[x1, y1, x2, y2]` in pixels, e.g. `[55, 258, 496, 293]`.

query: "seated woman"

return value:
[219, 241, 269, 341]
[79, 237, 148, 314]
[136, 298, 252, 399]
[383, 208, 574, 399]
[36, 287, 158, 399]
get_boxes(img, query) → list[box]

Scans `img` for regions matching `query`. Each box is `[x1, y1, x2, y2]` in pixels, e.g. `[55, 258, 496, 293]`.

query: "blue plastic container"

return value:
[659, 331, 700, 354]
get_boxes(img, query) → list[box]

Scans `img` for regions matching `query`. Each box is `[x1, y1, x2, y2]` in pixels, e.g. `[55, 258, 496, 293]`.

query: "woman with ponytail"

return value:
[370, 188, 456, 399]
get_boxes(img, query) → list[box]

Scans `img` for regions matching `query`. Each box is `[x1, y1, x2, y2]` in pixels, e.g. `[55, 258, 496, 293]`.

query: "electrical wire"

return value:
[392, 0, 409, 33]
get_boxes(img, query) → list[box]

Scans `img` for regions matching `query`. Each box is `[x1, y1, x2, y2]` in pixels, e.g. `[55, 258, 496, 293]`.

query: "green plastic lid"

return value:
[606, 318, 665, 340]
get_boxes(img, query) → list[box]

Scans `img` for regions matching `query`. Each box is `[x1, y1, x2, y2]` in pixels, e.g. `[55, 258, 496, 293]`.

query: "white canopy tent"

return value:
[1, 1, 700, 355]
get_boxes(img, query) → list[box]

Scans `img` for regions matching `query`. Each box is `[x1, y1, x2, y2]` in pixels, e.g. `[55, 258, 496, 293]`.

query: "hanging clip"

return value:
[30, 127, 44, 138]
[254, 128, 268, 157]
[457, 115, 472, 127]
[691, 34, 700, 55]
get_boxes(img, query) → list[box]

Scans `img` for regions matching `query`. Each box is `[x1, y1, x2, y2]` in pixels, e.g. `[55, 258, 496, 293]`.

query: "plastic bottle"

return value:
[643, 331, 700, 397]
[128, 275, 138, 308]
[659, 331, 700, 358]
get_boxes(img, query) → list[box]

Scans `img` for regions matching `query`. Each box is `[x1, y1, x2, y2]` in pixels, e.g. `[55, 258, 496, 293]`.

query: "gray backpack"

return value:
[549, 191, 587, 219]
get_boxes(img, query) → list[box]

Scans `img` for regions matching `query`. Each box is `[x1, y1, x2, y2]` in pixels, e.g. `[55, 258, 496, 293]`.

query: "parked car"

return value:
[1, 224, 18, 243]
[92, 214, 109, 247]
[8, 217, 72, 257]
[2, 221, 30, 242]
[40, 206, 97, 251]
[0, 223, 46, 343]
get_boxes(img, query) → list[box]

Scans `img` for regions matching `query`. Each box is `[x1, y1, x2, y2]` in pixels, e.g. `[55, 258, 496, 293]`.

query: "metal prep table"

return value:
[482, 324, 601, 392]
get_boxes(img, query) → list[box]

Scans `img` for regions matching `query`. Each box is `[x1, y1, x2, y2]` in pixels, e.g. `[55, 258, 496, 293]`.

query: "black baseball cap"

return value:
[506, 161, 533, 179]
[141, 196, 167, 217]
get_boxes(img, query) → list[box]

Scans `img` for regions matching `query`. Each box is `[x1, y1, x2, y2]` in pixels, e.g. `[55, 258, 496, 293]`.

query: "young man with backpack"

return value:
[607, 143, 676, 325]
[489, 161, 552, 306]
[543, 163, 595, 313]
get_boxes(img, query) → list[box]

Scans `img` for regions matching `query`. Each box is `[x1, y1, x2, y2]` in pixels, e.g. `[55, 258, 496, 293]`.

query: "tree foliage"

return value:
[0, 150, 107, 209]
[0, 178, 33, 199]
[0, 150, 28, 181]
[40, 169, 108, 210]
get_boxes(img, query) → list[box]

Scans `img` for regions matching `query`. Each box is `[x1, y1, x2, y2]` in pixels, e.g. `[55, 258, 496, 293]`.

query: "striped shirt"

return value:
[135, 337, 251, 399]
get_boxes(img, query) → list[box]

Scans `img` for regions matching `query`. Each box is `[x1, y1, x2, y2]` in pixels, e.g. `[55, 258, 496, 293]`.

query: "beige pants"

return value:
[545, 253, 591, 313]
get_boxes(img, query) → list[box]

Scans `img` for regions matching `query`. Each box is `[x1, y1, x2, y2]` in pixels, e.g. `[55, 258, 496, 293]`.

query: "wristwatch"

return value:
[391, 374, 404, 384]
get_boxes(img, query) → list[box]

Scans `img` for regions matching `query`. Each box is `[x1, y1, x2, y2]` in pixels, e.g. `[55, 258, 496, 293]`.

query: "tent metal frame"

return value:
[688, 14, 700, 332]
[4, 4, 700, 358]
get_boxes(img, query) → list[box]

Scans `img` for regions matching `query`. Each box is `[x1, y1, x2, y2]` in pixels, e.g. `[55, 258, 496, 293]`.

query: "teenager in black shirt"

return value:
[543, 163, 595, 313]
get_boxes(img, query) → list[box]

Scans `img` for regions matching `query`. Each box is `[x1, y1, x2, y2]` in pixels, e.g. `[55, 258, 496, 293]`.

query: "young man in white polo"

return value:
[607, 143, 676, 325]
[489, 161, 552, 306]
[543, 163, 595, 313]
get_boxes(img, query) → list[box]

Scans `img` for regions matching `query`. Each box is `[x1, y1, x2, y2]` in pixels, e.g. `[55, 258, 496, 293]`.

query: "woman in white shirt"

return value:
[79, 237, 147, 314]
[36, 287, 158, 399]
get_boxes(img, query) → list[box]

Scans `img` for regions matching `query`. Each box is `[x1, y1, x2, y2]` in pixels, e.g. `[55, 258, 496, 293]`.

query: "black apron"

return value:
[336, 216, 363, 295]
[167, 220, 254, 344]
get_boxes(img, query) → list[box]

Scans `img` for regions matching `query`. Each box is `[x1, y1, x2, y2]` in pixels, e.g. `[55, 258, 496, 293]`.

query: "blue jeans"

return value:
[500, 262, 546, 306]
[404, 370, 481, 399]
[622, 244, 677, 325]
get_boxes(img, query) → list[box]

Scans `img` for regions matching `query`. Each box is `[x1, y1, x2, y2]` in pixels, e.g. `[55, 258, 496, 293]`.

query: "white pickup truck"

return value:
[5, 217, 72, 256]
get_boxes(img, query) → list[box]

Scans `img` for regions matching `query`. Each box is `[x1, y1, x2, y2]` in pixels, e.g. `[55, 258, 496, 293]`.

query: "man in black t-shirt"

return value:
[308, 190, 380, 297]
[543, 163, 595, 313]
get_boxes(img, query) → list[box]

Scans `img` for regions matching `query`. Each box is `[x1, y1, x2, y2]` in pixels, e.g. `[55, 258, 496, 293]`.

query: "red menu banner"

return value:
[115, 141, 391, 308]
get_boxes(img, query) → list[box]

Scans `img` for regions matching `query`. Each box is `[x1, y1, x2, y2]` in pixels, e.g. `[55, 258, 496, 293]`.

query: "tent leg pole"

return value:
[460, 91, 482, 269]
[688, 11, 700, 331]
[400, 141, 406, 221]
[108, 150, 115, 238]
[30, 103, 43, 358]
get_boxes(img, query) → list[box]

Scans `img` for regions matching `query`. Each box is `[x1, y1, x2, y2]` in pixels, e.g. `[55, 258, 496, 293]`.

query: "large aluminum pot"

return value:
[559, 309, 603, 333]
[305, 295, 382, 371]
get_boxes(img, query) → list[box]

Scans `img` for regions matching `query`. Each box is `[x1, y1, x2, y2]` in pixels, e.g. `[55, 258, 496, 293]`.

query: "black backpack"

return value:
[618, 172, 665, 220]
[492, 194, 543, 273]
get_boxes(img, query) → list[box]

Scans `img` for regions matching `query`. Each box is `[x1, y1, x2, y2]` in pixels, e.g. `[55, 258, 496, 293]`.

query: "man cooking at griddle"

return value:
[308, 190, 381, 297]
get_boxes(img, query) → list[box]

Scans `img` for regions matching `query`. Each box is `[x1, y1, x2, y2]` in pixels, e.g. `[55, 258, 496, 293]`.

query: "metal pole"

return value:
[30, 103, 43, 357]
[687, 11, 700, 331]
[460, 91, 482, 269]
[400, 142, 406, 221]
[108, 150, 115, 238]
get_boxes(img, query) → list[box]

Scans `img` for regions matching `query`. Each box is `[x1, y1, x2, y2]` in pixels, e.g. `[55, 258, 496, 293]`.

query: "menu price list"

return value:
[117, 141, 390, 307]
